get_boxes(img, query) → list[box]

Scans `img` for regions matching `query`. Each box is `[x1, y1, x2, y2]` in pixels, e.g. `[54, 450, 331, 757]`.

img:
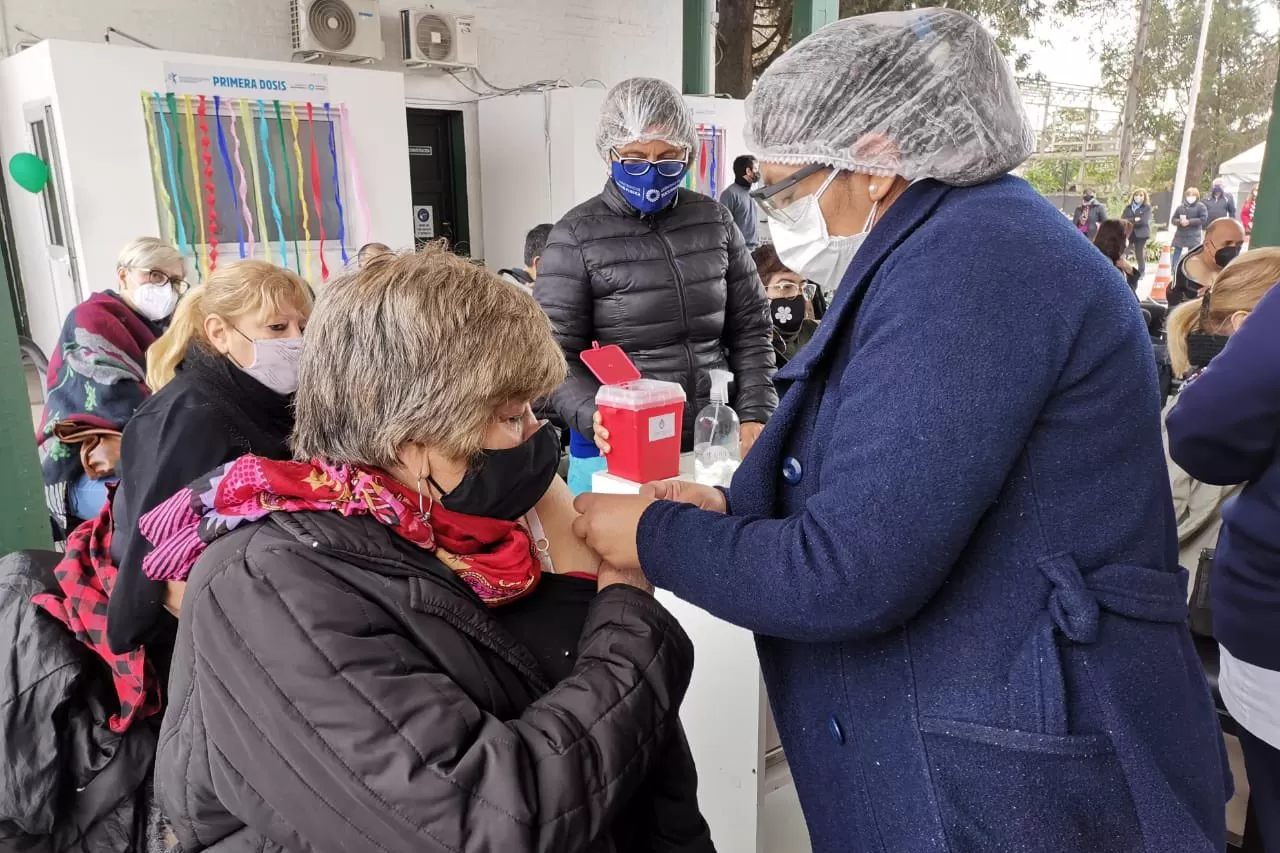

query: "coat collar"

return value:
[775, 179, 953, 383]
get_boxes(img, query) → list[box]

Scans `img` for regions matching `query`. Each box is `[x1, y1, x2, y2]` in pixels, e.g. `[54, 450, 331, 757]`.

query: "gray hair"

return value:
[291, 243, 567, 467]
[117, 237, 184, 274]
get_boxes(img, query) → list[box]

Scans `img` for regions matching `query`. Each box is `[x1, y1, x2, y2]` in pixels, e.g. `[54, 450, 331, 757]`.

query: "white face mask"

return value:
[132, 283, 179, 321]
[236, 333, 304, 395]
[769, 171, 878, 295]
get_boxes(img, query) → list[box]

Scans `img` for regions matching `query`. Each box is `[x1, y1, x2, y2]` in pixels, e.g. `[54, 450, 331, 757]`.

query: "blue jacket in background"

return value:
[1167, 284, 1280, 672]
[639, 177, 1227, 853]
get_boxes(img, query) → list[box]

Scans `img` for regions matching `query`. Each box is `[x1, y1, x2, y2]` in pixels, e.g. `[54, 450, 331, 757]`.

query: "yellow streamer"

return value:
[238, 100, 271, 263]
[289, 103, 312, 284]
[182, 94, 209, 279]
[140, 93, 177, 249]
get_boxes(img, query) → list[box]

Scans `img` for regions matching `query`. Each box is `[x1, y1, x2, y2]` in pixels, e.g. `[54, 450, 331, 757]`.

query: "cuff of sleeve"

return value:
[638, 500, 685, 590]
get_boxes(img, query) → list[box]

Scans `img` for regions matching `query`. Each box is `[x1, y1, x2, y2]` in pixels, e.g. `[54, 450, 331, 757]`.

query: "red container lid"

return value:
[581, 342, 641, 386]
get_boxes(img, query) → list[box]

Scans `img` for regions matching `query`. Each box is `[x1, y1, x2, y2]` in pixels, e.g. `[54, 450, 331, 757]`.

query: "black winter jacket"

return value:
[157, 511, 709, 853]
[536, 181, 777, 448]
[0, 550, 159, 852]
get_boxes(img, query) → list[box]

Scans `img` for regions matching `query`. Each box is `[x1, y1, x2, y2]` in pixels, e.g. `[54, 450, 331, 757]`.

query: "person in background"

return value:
[1167, 250, 1280, 853]
[572, 10, 1229, 853]
[1168, 216, 1246, 311]
[37, 237, 185, 538]
[536, 77, 776, 494]
[1163, 248, 1280, 577]
[1204, 178, 1237, 222]
[1073, 187, 1107, 239]
[497, 223, 553, 294]
[1242, 187, 1258, 236]
[1094, 219, 1142, 291]
[104, 260, 312, 675]
[1171, 187, 1210, 269]
[721, 154, 761, 249]
[752, 243, 819, 368]
[1121, 188, 1153, 279]
[356, 242, 391, 266]
[148, 246, 712, 853]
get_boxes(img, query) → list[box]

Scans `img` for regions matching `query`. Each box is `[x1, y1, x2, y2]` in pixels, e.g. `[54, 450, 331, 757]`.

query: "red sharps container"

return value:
[581, 343, 686, 484]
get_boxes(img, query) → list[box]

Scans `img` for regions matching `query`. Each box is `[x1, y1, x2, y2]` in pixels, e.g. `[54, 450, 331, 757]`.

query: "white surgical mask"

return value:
[234, 331, 304, 395]
[132, 283, 179, 321]
[769, 172, 878, 295]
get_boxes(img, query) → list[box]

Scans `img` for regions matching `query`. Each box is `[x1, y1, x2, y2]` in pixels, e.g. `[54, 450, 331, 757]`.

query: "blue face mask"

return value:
[611, 161, 687, 215]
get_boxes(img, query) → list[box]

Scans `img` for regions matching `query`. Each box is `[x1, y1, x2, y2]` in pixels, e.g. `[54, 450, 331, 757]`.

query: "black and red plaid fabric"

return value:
[32, 500, 161, 733]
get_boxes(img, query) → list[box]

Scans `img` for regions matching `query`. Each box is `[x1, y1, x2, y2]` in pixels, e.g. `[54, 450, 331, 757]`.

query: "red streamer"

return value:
[306, 103, 329, 282]
[198, 95, 218, 272]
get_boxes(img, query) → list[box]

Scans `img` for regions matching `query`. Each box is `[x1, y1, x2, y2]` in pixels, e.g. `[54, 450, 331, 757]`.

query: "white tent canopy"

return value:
[1220, 142, 1265, 183]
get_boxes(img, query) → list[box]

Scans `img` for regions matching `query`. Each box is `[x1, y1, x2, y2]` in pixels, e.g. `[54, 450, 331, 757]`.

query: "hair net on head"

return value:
[595, 77, 698, 161]
[745, 8, 1034, 186]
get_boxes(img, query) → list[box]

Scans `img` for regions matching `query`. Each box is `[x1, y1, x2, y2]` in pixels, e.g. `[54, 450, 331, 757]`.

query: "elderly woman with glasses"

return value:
[573, 10, 1229, 853]
[37, 237, 187, 535]
[535, 77, 777, 495]
[145, 246, 712, 853]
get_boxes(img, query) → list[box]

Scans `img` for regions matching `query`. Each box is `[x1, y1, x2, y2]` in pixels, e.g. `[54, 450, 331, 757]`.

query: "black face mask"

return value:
[772, 295, 807, 335]
[1215, 245, 1242, 268]
[430, 422, 562, 521]
[1083, 194, 1095, 203]
[1187, 333, 1230, 369]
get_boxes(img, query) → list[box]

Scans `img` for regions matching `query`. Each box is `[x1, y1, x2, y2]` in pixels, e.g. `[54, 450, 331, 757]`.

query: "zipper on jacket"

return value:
[651, 217, 697, 422]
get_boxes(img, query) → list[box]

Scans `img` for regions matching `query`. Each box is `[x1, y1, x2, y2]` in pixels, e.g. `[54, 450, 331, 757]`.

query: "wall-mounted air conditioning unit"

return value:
[401, 9, 478, 69]
[291, 0, 385, 63]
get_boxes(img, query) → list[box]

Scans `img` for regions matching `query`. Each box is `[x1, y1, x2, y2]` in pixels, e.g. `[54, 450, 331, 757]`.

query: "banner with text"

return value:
[163, 62, 329, 98]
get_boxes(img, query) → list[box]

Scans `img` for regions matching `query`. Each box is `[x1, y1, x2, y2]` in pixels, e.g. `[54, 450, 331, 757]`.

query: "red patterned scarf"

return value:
[139, 455, 542, 606]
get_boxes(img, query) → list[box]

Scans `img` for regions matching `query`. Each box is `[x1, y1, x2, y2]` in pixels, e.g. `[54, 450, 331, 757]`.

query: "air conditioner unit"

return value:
[291, 0, 385, 63]
[401, 9, 478, 69]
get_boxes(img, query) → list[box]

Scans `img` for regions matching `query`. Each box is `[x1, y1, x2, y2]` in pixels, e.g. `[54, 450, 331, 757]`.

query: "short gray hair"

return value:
[292, 243, 567, 467]
[117, 237, 184, 274]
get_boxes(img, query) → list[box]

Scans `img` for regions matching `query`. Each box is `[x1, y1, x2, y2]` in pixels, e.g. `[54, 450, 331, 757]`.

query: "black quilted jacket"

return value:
[156, 511, 710, 853]
[536, 181, 777, 448]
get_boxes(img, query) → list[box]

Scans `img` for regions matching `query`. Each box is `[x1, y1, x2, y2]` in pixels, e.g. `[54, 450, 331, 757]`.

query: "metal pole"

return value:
[1118, 0, 1155, 188]
[792, 0, 839, 42]
[1171, 0, 1215, 208]
[1248, 60, 1280, 247]
[0, 242, 52, 553]
[682, 0, 713, 96]
[1079, 93, 1095, 187]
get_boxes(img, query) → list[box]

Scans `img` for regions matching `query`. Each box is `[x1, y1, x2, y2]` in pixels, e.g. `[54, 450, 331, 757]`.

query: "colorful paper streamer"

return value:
[339, 104, 371, 248]
[198, 95, 219, 272]
[289, 103, 311, 283]
[182, 95, 209, 278]
[163, 93, 198, 276]
[324, 103, 348, 266]
[305, 104, 329, 281]
[214, 96, 246, 259]
[239, 100, 268, 262]
[140, 93, 177, 249]
[259, 101, 289, 270]
[273, 101, 302, 275]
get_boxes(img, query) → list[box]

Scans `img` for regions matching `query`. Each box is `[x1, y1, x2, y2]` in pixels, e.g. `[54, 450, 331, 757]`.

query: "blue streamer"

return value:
[153, 92, 188, 252]
[709, 127, 719, 199]
[213, 96, 245, 258]
[258, 100, 289, 269]
[324, 103, 348, 266]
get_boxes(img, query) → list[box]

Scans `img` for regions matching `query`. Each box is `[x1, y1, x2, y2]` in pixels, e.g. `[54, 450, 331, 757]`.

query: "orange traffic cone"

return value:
[1151, 245, 1172, 302]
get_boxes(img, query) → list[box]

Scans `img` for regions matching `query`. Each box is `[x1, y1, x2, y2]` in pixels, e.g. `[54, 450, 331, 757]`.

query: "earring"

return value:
[869, 185, 878, 194]
[415, 473, 434, 522]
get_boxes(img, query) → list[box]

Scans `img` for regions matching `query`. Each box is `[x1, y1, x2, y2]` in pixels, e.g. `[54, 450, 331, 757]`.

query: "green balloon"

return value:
[9, 152, 49, 193]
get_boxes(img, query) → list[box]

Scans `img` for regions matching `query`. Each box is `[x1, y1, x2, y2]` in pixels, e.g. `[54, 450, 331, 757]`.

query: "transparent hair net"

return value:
[595, 77, 698, 161]
[745, 9, 1035, 186]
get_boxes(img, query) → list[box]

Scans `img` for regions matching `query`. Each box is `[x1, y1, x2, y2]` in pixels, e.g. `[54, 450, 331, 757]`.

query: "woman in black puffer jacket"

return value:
[536, 78, 776, 476]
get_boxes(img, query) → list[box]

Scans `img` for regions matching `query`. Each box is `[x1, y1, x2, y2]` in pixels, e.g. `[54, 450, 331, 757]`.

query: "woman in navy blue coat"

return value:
[573, 9, 1229, 853]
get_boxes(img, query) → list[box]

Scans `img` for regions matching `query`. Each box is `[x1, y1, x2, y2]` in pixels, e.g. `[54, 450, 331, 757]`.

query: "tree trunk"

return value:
[716, 0, 755, 98]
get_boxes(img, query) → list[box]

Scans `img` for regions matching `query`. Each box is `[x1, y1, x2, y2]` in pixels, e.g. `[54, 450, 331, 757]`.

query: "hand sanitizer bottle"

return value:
[694, 370, 741, 487]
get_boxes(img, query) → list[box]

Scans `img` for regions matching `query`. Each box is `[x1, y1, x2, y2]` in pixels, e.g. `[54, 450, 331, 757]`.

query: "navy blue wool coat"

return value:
[639, 177, 1229, 853]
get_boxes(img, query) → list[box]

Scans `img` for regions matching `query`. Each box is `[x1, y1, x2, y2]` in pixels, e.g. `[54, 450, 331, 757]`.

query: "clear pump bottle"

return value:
[693, 370, 741, 487]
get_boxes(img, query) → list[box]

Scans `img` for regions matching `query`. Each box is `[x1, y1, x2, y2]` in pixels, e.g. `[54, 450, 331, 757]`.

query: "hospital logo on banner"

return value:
[163, 62, 329, 98]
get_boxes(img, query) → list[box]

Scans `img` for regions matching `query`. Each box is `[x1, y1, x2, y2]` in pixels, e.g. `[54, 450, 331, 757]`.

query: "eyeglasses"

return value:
[766, 280, 817, 300]
[750, 163, 834, 225]
[136, 267, 189, 295]
[611, 148, 689, 178]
